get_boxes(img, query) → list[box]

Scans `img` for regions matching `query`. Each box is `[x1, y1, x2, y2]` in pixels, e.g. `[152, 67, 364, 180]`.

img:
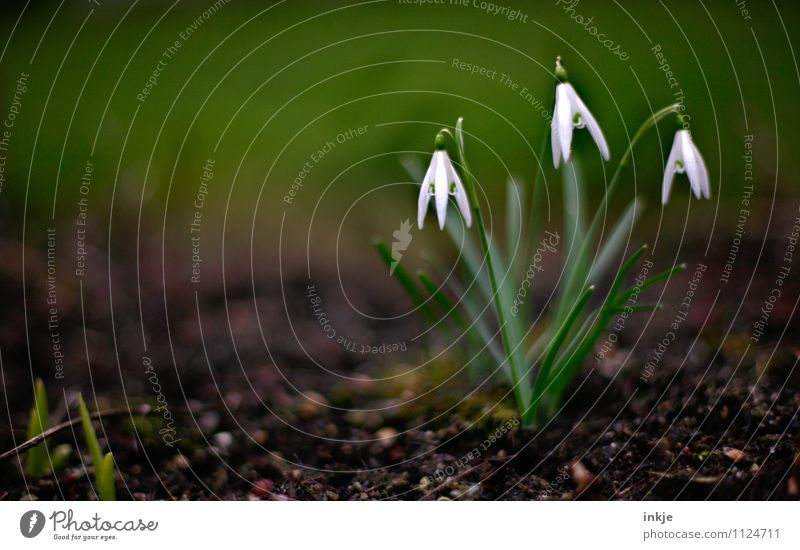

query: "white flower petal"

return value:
[568, 84, 609, 161]
[422, 155, 435, 186]
[417, 155, 437, 229]
[678, 131, 702, 199]
[686, 135, 710, 199]
[417, 182, 432, 230]
[662, 132, 683, 205]
[434, 151, 449, 230]
[555, 84, 574, 166]
[445, 159, 472, 227]
[551, 114, 562, 168]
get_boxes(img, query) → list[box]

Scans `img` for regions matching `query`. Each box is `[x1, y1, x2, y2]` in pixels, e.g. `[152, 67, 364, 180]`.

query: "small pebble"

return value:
[251, 479, 274, 498]
[375, 427, 399, 448]
[213, 431, 234, 449]
[723, 447, 747, 463]
[569, 461, 595, 492]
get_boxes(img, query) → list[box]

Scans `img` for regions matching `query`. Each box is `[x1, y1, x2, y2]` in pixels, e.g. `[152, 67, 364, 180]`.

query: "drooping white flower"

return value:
[417, 149, 472, 230]
[662, 129, 710, 205]
[551, 82, 610, 168]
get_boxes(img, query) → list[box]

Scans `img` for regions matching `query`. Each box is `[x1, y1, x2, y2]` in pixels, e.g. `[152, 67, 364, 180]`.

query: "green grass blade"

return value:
[25, 379, 49, 477]
[525, 285, 594, 426]
[78, 393, 103, 468]
[446, 217, 492, 304]
[606, 244, 649, 304]
[554, 105, 681, 336]
[547, 245, 649, 400]
[487, 230, 529, 392]
[417, 269, 468, 331]
[505, 176, 524, 273]
[561, 159, 587, 279]
[374, 238, 437, 323]
[547, 310, 611, 400]
[50, 444, 72, 473]
[614, 263, 687, 305]
[97, 452, 117, 501]
[423, 253, 506, 368]
[552, 159, 588, 334]
[588, 196, 643, 284]
[418, 269, 505, 378]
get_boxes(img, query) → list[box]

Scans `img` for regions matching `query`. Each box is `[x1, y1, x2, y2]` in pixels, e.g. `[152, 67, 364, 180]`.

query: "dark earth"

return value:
[1, 215, 798, 501]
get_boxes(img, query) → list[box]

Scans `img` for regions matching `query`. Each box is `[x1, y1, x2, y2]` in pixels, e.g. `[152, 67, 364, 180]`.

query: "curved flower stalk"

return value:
[662, 129, 710, 204]
[375, 58, 708, 429]
[551, 57, 610, 168]
[417, 135, 472, 230]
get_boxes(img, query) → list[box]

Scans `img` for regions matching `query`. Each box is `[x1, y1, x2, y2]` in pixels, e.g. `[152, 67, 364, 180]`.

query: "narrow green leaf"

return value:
[374, 238, 437, 323]
[25, 379, 49, 477]
[522, 130, 550, 301]
[615, 263, 687, 305]
[588, 196, 644, 284]
[606, 244, 649, 305]
[78, 393, 103, 469]
[431, 260, 507, 370]
[417, 269, 468, 332]
[97, 452, 117, 501]
[505, 176, 524, 269]
[554, 105, 681, 341]
[562, 159, 587, 279]
[525, 286, 594, 426]
[446, 211, 493, 304]
[547, 310, 611, 400]
[50, 444, 72, 473]
[547, 245, 649, 400]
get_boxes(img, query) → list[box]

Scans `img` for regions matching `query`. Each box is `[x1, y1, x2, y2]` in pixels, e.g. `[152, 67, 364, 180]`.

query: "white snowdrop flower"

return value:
[662, 129, 710, 205]
[417, 146, 472, 230]
[550, 60, 610, 168]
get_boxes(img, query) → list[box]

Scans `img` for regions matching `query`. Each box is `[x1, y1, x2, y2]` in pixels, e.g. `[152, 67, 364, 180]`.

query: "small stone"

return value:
[375, 427, 399, 448]
[723, 447, 747, 463]
[787, 476, 799, 497]
[251, 479, 274, 498]
[569, 461, 595, 492]
[297, 390, 329, 418]
[213, 431, 234, 449]
[418, 477, 431, 491]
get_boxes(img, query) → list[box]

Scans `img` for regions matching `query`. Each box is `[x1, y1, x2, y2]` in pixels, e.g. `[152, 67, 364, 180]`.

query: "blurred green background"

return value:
[0, 0, 797, 255]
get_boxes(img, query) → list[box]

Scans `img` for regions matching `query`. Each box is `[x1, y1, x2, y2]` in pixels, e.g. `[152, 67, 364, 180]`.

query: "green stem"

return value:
[450, 118, 531, 412]
[526, 285, 594, 427]
[557, 104, 681, 322]
[475, 211, 531, 411]
[522, 129, 550, 287]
